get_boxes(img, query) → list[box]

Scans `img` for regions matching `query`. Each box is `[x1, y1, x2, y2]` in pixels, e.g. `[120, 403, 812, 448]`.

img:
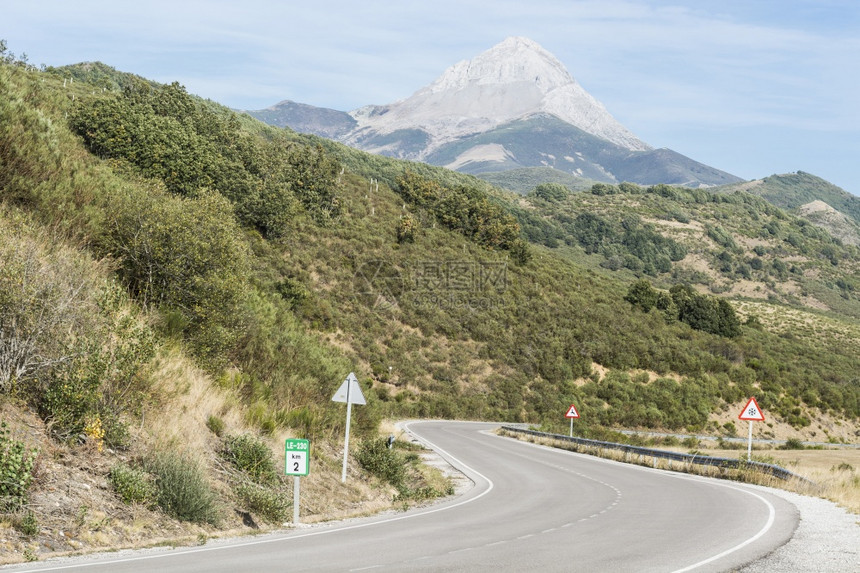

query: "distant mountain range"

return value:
[246, 37, 742, 189]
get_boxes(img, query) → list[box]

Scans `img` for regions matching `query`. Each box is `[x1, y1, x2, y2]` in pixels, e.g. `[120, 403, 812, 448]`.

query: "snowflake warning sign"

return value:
[738, 397, 765, 422]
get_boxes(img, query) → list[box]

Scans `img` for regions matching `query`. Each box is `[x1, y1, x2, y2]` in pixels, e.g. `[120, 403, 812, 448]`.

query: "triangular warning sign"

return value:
[332, 372, 366, 405]
[738, 397, 765, 421]
[565, 404, 580, 419]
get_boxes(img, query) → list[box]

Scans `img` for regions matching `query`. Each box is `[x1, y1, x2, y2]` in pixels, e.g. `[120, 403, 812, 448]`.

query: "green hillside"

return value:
[4, 51, 859, 439]
[1, 50, 859, 558]
[515, 182, 860, 318]
[721, 172, 860, 225]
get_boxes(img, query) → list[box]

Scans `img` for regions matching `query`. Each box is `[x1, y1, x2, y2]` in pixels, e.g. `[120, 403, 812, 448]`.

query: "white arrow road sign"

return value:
[333, 372, 366, 482]
[332, 372, 366, 405]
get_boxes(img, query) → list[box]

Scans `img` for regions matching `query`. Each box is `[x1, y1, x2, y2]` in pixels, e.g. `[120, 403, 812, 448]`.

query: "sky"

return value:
[4, 0, 859, 195]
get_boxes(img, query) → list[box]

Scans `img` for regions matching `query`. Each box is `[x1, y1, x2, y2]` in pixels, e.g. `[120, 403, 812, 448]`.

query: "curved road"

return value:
[11, 421, 798, 572]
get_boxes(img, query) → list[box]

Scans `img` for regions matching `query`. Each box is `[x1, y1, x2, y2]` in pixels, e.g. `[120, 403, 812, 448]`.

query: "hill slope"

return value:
[720, 172, 860, 245]
[1, 52, 858, 563]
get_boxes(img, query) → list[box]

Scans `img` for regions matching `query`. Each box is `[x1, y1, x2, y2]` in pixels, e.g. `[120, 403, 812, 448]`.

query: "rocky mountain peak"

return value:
[347, 37, 650, 153]
[424, 36, 573, 95]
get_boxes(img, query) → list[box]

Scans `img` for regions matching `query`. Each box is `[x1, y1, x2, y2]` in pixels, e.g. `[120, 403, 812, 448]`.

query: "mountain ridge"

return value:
[245, 37, 741, 188]
[345, 37, 649, 155]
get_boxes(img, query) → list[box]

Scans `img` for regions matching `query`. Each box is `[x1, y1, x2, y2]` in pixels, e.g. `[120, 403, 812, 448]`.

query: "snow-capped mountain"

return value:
[345, 36, 648, 155]
[246, 37, 742, 188]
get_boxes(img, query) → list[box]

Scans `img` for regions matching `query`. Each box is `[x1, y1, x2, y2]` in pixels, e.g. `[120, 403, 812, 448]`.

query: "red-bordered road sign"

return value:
[565, 404, 580, 419]
[738, 397, 765, 421]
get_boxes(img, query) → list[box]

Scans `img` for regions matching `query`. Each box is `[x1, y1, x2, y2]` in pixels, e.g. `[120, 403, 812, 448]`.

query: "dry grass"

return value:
[707, 402, 858, 443]
[0, 349, 418, 565]
[735, 300, 860, 348]
[692, 447, 860, 514]
[145, 348, 247, 453]
[500, 430, 860, 514]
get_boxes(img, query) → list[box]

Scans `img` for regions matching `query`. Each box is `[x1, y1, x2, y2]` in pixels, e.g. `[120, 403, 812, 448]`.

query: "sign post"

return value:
[285, 438, 310, 524]
[565, 403, 580, 437]
[738, 397, 765, 461]
[332, 372, 366, 483]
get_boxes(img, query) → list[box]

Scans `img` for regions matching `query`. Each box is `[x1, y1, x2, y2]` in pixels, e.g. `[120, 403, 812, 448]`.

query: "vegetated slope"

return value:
[514, 182, 860, 319]
[723, 172, 860, 224]
[720, 173, 860, 246]
[1, 51, 858, 559]
[26, 56, 860, 434]
[478, 166, 596, 195]
[0, 55, 441, 562]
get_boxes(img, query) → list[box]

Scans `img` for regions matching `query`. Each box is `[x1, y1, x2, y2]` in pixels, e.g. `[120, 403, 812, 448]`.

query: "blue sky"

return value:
[4, 0, 858, 194]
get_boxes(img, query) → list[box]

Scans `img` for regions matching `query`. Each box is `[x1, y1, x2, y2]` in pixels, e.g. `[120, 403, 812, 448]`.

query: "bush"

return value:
[0, 422, 39, 511]
[108, 463, 156, 506]
[356, 437, 406, 490]
[235, 481, 290, 523]
[779, 438, 805, 450]
[221, 434, 278, 485]
[106, 187, 252, 364]
[206, 415, 225, 437]
[17, 510, 39, 536]
[144, 451, 219, 525]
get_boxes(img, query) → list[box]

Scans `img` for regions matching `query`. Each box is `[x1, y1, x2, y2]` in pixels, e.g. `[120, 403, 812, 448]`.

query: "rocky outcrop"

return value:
[344, 37, 649, 157]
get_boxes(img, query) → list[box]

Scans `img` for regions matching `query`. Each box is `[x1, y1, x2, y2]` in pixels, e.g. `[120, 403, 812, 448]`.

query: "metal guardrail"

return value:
[501, 426, 810, 483]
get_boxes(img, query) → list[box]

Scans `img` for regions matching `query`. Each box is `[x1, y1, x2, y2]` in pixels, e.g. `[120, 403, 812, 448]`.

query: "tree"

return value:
[0, 218, 99, 393]
[625, 279, 658, 312]
[669, 284, 741, 338]
[532, 182, 568, 202]
[106, 187, 252, 362]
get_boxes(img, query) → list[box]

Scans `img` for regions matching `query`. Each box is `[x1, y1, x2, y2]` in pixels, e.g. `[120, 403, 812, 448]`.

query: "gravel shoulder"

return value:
[738, 486, 859, 573]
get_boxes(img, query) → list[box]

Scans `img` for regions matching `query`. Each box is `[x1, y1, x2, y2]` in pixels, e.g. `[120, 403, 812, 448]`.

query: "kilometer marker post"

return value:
[738, 397, 765, 461]
[285, 439, 310, 524]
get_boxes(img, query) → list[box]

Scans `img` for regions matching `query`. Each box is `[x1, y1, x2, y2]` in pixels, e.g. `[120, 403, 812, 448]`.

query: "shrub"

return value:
[356, 437, 406, 490]
[682, 436, 700, 449]
[144, 451, 219, 524]
[206, 415, 225, 437]
[17, 510, 39, 536]
[0, 422, 39, 511]
[533, 182, 569, 202]
[108, 463, 156, 506]
[105, 187, 252, 364]
[779, 438, 805, 450]
[221, 434, 278, 485]
[396, 213, 418, 244]
[234, 481, 290, 523]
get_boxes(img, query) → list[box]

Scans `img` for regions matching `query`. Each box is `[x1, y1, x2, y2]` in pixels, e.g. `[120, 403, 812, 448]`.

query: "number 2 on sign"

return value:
[293, 461, 300, 472]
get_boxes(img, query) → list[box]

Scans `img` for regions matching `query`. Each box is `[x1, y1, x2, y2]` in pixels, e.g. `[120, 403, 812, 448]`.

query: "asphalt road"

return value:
[9, 421, 799, 572]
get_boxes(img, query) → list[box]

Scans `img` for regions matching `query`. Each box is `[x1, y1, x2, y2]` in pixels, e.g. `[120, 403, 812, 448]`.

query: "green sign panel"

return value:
[285, 438, 310, 476]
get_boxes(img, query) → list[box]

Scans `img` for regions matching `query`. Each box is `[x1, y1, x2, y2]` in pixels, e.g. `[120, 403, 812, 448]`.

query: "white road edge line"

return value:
[490, 429, 779, 572]
[669, 481, 776, 573]
[18, 421, 495, 572]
